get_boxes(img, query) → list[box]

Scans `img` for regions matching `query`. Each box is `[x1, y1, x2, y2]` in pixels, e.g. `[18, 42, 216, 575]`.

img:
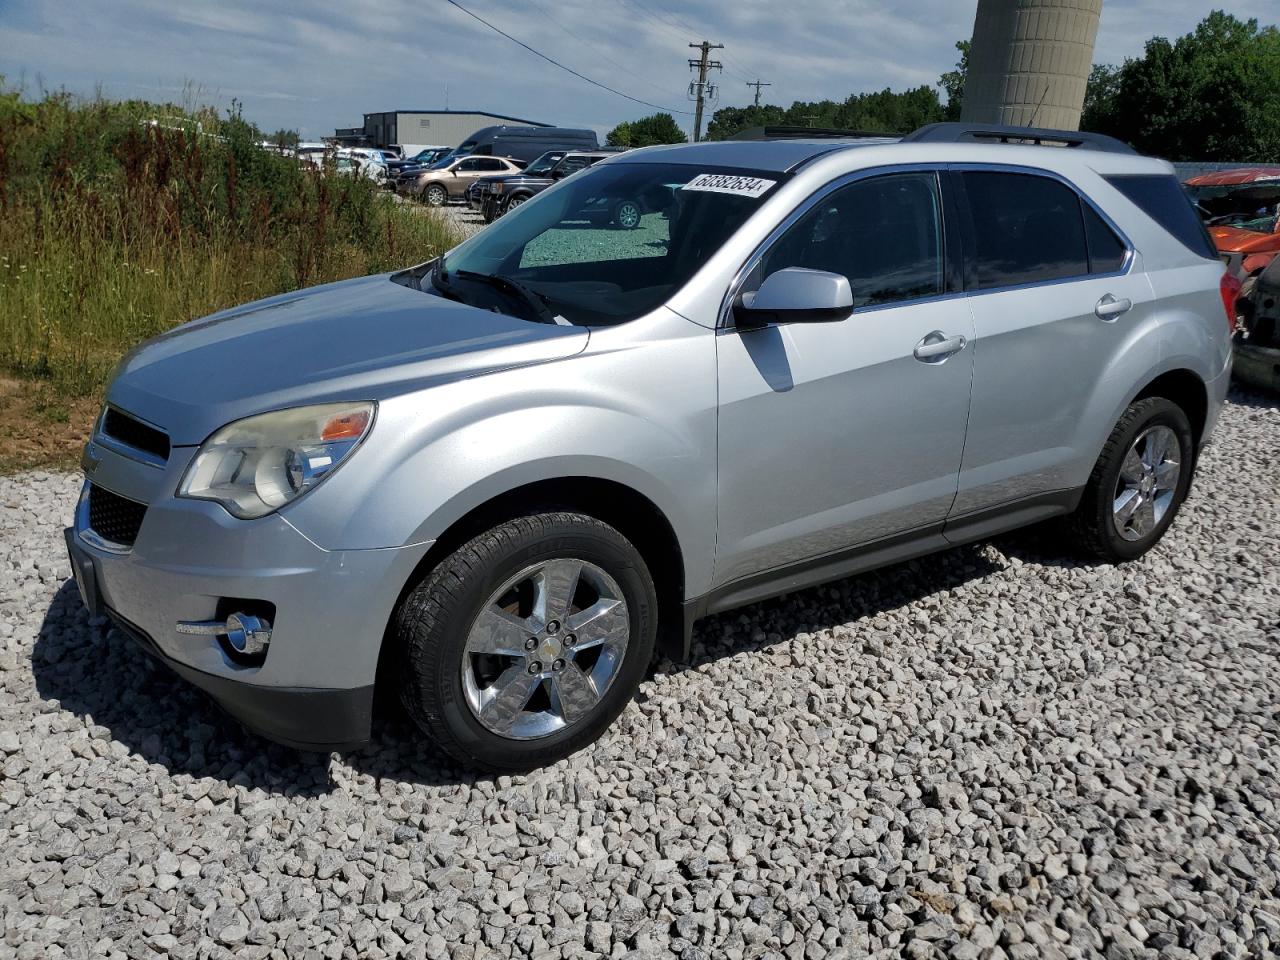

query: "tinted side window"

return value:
[1083, 203, 1127, 274]
[1104, 174, 1218, 260]
[961, 172, 1088, 289]
[478, 158, 505, 171]
[760, 172, 944, 309]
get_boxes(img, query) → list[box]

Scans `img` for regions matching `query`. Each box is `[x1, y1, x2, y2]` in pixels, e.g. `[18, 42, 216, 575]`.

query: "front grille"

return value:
[87, 484, 148, 547]
[103, 407, 170, 461]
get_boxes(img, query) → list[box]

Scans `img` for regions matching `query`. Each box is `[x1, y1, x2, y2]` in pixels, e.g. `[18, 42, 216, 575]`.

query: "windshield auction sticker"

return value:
[681, 173, 776, 198]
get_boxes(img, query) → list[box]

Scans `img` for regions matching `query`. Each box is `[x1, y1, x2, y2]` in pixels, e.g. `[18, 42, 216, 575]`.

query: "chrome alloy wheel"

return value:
[1112, 425, 1181, 542]
[461, 559, 630, 740]
[615, 201, 641, 228]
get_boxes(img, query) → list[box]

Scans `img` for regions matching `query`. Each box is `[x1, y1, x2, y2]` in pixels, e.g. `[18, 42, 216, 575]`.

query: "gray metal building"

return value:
[961, 0, 1103, 131]
[358, 110, 549, 149]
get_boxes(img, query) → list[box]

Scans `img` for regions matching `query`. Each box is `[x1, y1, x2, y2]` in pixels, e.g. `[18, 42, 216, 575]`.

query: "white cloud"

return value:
[0, 0, 1272, 140]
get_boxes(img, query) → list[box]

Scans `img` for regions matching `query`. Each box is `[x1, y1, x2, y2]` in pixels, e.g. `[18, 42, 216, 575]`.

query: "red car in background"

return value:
[1185, 167, 1280, 288]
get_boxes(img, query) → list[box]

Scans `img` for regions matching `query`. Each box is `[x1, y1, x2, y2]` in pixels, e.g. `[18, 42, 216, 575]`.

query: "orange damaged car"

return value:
[1185, 167, 1280, 292]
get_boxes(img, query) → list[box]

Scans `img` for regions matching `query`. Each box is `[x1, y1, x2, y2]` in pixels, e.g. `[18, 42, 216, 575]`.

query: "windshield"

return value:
[455, 140, 478, 157]
[433, 162, 783, 325]
[524, 152, 563, 175]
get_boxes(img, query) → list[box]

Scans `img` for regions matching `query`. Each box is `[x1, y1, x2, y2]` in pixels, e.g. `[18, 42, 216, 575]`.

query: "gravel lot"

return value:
[2, 391, 1278, 960]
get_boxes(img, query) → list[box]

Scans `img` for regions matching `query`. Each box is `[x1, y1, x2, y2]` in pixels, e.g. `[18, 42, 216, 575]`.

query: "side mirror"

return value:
[734, 267, 854, 328]
[550, 168, 566, 180]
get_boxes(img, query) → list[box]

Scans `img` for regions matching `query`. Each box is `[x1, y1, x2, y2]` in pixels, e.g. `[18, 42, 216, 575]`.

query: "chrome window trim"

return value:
[717, 163, 949, 330]
[716, 160, 1137, 330]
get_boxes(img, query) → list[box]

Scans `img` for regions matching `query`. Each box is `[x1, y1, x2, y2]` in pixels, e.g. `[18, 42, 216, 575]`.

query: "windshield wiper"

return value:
[452, 269, 558, 324]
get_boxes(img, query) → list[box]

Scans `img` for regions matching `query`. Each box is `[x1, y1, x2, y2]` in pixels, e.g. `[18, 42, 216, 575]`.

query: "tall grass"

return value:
[0, 87, 460, 395]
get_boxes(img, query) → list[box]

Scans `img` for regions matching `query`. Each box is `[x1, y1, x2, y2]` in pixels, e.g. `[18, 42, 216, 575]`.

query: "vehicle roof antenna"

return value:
[1027, 82, 1051, 130]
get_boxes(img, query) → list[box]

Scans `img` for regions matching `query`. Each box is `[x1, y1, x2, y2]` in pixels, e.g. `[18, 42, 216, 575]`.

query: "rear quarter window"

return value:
[1104, 174, 1218, 260]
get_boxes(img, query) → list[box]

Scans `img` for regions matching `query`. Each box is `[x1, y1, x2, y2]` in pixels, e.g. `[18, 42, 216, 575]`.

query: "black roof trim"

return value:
[903, 122, 1136, 155]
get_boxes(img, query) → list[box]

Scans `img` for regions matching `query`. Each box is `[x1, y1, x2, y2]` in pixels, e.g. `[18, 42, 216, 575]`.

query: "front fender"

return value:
[283, 311, 719, 597]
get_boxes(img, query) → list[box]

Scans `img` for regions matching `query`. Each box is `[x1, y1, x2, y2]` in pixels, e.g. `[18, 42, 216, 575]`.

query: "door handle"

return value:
[913, 331, 967, 362]
[1095, 294, 1132, 321]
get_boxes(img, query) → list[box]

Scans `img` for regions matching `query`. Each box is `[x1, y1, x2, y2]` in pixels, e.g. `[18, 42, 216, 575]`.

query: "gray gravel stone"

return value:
[1, 391, 1278, 958]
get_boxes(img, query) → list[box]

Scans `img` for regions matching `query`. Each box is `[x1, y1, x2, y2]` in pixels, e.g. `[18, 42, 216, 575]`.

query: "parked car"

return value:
[397, 155, 521, 205]
[1234, 252, 1280, 392]
[67, 123, 1232, 771]
[479, 150, 614, 222]
[452, 125, 598, 165]
[468, 150, 568, 213]
[1185, 167, 1280, 304]
[386, 145, 451, 179]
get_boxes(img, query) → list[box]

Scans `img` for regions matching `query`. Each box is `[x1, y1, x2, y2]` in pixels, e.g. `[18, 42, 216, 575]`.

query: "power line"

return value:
[524, 0, 679, 100]
[624, 0, 756, 82]
[442, 0, 692, 115]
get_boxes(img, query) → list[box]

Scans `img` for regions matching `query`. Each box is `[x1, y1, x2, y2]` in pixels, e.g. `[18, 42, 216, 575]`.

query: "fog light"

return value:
[225, 613, 271, 656]
[176, 612, 272, 658]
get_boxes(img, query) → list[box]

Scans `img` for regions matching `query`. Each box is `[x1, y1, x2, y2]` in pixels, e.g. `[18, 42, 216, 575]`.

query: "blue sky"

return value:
[1, 1, 1274, 139]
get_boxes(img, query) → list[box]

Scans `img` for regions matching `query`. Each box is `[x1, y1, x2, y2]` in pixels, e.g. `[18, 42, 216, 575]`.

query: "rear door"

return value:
[948, 167, 1155, 521]
[714, 170, 976, 586]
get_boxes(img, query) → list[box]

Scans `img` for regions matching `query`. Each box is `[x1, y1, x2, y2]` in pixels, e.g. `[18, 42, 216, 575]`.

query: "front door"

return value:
[715, 171, 975, 587]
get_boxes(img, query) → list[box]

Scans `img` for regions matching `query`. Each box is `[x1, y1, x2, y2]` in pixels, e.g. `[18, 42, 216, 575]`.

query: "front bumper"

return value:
[66, 446, 432, 749]
[101, 593, 374, 752]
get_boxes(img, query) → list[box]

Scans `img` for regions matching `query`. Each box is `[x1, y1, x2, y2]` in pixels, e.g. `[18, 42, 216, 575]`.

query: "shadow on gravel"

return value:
[34, 541, 1012, 790]
[681, 541, 1005, 670]
[33, 581, 334, 795]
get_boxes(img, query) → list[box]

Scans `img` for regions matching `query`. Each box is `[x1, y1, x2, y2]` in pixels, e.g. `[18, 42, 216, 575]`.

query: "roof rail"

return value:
[902, 122, 1136, 155]
[728, 125, 898, 142]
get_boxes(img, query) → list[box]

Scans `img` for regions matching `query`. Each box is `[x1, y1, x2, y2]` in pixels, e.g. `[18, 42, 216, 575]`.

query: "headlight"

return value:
[178, 402, 374, 519]
[491, 182, 504, 194]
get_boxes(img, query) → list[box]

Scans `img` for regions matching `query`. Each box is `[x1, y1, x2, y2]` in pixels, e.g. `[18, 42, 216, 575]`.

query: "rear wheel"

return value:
[1066, 397, 1195, 562]
[396, 513, 657, 771]
[424, 183, 448, 207]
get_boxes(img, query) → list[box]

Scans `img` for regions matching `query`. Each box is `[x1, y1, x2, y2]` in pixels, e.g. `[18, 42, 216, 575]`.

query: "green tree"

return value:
[705, 86, 945, 141]
[938, 40, 970, 121]
[1084, 10, 1280, 161]
[606, 112, 687, 147]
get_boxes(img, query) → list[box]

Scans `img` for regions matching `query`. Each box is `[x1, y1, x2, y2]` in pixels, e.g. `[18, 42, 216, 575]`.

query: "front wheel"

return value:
[1066, 397, 1195, 562]
[396, 513, 657, 771]
[424, 183, 448, 207]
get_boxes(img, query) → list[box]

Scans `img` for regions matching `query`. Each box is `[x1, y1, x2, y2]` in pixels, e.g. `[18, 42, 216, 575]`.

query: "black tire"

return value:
[424, 183, 448, 207]
[1066, 397, 1195, 562]
[396, 513, 657, 771]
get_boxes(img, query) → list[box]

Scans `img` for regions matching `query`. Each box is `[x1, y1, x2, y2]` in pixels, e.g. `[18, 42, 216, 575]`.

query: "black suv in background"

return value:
[467, 150, 567, 213]
[479, 151, 618, 223]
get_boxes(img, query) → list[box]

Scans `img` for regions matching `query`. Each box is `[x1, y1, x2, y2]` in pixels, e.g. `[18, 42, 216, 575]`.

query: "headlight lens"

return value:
[178, 402, 374, 519]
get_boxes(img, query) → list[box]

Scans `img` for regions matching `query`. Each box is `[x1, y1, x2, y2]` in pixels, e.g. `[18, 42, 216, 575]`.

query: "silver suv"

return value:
[66, 123, 1233, 770]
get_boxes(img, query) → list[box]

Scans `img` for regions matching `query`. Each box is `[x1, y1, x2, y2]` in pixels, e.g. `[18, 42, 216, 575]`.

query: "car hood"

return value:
[107, 273, 589, 445]
[1210, 225, 1280, 254]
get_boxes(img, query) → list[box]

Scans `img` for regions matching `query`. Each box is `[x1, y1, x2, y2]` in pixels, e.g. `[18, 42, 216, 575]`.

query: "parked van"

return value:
[453, 126, 598, 165]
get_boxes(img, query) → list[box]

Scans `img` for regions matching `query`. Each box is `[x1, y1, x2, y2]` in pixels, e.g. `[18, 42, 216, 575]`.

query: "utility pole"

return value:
[745, 79, 771, 107]
[688, 40, 723, 142]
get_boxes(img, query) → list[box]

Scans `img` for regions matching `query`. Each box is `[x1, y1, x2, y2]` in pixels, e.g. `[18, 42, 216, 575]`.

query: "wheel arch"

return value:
[378, 475, 688, 693]
[1130, 368, 1209, 449]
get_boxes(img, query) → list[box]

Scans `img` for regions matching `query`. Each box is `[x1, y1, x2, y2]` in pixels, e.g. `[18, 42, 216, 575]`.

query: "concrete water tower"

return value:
[960, 0, 1103, 131]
